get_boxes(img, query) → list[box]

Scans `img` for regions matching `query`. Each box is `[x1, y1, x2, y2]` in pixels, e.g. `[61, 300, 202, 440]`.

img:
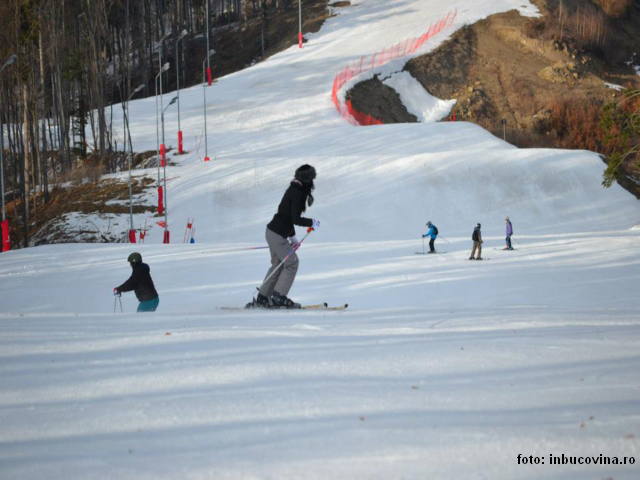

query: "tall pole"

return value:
[175, 31, 187, 154]
[1, 54, 17, 253]
[1, 110, 6, 222]
[155, 75, 160, 183]
[0, 108, 5, 220]
[123, 84, 144, 242]
[161, 96, 177, 244]
[202, 50, 214, 163]
[206, 0, 212, 86]
[124, 100, 133, 233]
[298, 0, 303, 48]
[155, 60, 169, 218]
[161, 106, 168, 243]
[202, 60, 209, 162]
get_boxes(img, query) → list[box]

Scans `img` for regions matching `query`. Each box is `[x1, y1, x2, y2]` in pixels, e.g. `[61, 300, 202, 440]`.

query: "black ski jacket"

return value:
[117, 262, 159, 302]
[267, 181, 313, 238]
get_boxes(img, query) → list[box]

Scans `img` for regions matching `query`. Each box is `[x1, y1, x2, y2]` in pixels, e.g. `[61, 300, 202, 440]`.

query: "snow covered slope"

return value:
[0, 1, 639, 479]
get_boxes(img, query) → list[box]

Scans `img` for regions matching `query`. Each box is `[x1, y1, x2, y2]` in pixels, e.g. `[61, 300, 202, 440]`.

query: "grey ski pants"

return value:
[259, 227, 299, 297]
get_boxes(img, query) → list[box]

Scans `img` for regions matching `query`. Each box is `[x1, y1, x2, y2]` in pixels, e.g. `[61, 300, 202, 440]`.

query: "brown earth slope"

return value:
[347, 0, 640, 192]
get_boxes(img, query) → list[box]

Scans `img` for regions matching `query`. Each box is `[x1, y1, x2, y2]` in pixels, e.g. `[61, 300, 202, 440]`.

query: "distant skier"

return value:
[114, 252, 159, 312]
[504, 216, 514, 250]
[248, 164, 320, 309]
[469, 223, 483, 260]
[422, 221, 438, 253]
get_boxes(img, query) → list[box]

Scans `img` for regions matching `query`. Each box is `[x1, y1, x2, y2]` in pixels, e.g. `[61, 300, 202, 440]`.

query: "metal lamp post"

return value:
[202, 49, 215, 163]
[122, 83, 145, 242]
[298, 0, 303, 48]
[155, 61, 170, 218]
[206, 0, 212, 85]
[160, 96, 178, 244]
[154, 32, 170, 190]
[175, 29, 188, 154]
[0, 53, 17, 253]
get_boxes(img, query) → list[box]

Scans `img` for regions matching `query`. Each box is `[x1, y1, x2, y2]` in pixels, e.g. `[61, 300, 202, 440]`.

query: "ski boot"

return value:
[271, 291, 301, 309]
[246, 293, 272, 309]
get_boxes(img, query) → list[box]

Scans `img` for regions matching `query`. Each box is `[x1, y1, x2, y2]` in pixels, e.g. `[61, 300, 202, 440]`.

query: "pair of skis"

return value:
[221, 303, 349, 312]
[226, 228, 349, 312]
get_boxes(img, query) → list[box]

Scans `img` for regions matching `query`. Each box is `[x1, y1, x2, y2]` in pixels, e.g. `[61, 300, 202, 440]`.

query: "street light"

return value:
[155, 61, 170, 219]
[175, 29, 188, 154]
[202, 49, 216, 163]
[160, 96, 178, 244]
[155, 32, 171, 172]
[122, 83, 145, 243]
[1, 53, 17, 253]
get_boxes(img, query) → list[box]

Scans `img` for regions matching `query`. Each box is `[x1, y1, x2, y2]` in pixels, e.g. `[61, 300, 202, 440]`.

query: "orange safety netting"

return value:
[331, 10, 457, 126]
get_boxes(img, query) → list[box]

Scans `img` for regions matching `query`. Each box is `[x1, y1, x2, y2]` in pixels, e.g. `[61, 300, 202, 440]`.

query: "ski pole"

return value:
[422, 236, 425, 254]
[114, 293, 123, 313]
[257, 227, 314, 293]
[438, 235, 450, 244]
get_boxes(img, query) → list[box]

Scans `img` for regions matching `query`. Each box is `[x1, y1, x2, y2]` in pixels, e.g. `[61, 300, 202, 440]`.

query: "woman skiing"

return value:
[248, 164, 320, 309]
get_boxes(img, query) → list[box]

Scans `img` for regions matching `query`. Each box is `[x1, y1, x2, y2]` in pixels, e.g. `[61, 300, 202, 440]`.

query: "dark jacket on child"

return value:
[116, 262, 158, 302]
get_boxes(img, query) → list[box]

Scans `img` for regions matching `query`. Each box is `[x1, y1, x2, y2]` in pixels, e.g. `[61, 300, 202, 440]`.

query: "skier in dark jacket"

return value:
[469, 223, 483, 260]
[422, 221, 438, 253]
[249, 164, 319, 309]
[114, 252, 159, 312]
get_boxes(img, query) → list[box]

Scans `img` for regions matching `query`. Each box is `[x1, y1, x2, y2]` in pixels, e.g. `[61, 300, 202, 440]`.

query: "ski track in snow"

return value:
[1, 0, 639, 479]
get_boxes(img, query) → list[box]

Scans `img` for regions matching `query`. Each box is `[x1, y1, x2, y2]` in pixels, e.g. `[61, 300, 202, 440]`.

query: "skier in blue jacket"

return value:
[422, 221, 438, 253]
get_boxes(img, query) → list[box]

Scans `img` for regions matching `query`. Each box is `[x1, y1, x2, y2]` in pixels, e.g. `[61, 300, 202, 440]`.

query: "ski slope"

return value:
[1, 0, 639, 478]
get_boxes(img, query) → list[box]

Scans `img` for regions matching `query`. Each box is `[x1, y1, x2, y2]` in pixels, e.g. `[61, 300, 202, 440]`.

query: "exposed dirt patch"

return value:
[6, 176, 157, 248]
[347, 0, 640, 192]
[347, 77, 417, 123]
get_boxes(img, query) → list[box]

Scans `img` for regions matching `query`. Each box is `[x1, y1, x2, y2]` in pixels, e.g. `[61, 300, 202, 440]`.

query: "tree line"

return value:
[0, 0, 313, 247]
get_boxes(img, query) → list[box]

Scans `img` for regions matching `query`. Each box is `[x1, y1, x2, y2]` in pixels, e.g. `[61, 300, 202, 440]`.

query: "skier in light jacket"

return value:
[422, 221, 438, 253]
[504, 217, 514, 250]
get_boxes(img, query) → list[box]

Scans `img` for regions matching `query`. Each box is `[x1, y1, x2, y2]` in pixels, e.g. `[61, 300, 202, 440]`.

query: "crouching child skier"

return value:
[422, 221, 438, 253]
[247, 164, 320, 309]
[114, 252, 160, 312]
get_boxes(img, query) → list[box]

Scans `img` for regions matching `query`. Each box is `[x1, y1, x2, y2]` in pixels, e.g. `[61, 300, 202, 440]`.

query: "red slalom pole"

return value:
[178, 131, 183, 154]
[158, 186, 164, 215]
[1, 219, 10, 252]
[207, 67, 212, 86]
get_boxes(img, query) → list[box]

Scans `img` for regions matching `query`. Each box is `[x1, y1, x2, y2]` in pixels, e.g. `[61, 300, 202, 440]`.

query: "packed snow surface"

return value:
[1, 0, 639, 479]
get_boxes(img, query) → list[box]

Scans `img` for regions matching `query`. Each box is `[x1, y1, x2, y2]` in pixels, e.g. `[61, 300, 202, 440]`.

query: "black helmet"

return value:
[426, 221, 432, 226]
[295, 164, 316, 184]
[128, 252, 142, 266]
[476, 223, 481, 228]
